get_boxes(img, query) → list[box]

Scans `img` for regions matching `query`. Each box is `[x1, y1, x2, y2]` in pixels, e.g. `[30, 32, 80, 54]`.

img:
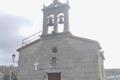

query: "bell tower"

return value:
[42, 0, 70, 35]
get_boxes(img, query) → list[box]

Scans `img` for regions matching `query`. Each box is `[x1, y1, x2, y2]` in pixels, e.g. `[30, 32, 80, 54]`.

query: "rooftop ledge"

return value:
[17, 32, 100, 51]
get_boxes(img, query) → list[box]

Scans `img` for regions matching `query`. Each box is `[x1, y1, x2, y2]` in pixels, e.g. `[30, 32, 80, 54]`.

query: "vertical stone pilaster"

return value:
[42, 12, 48, 35]
[64, 10, 69, 33]
[54, 13, 58, 33]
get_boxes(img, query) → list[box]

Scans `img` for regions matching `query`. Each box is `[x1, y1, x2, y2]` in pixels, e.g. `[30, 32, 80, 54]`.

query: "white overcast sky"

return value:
[0, 0, 120, 69]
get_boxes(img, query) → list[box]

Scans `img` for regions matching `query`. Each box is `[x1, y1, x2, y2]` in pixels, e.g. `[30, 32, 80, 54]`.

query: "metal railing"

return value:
[22, 31, 42, 46]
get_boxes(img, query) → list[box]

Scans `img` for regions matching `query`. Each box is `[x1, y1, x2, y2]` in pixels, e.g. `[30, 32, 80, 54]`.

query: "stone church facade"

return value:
[17, 0, 105, 80]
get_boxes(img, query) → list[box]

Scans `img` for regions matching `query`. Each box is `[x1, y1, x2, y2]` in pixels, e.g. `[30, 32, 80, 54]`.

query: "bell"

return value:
[48, 16, 54, 26]
[58, 15, 64, 24]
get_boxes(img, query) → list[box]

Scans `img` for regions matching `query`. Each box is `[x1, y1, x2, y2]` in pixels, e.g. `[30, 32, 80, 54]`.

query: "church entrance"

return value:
[48, 73, 61, 80]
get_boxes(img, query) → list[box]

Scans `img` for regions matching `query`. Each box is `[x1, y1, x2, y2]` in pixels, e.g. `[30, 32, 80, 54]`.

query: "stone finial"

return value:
[66, 0, 69, 4]
[53, 0, 59, 4]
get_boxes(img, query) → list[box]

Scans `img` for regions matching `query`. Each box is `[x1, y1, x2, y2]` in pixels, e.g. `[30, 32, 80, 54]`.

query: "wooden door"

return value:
[48, 73, 61, 80]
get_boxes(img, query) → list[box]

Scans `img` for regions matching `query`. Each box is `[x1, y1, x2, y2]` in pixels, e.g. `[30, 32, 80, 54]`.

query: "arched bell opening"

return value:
[47, 15, 55, 34]
[47, 15, 54, 27]
[57, 13, 64, 33]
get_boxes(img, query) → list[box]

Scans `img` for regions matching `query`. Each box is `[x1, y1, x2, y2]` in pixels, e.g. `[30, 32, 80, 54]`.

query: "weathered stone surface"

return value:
[18, 33, 104, 80]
